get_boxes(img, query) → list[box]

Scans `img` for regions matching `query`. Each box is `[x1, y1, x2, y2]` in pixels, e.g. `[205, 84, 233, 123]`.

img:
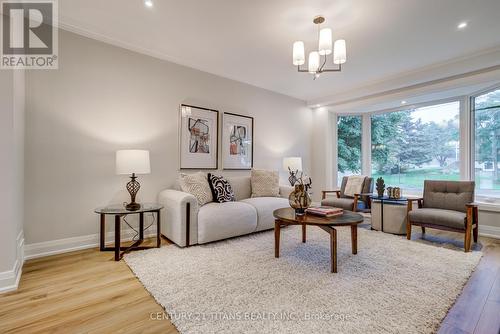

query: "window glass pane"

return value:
[337, 115, 362, 186]
[371, 101, 460, 192]
[474, 88, 500, 199]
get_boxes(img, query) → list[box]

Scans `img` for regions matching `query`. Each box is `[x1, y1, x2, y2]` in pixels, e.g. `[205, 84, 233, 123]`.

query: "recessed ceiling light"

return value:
[401, 100, 407, 105]
[457, 22, 467, 29]
[144, 0, 153, 8]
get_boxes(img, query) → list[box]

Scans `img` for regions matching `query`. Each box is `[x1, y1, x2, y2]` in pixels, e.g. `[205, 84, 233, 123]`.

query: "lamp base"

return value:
[125, 173, 141, 211]
[125, 202, 141, 211]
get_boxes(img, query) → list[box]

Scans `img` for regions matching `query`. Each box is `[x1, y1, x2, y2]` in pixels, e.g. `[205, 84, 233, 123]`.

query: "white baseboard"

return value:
[20, 223, 500, 263]
[478, 224, 500, 239]
[0, 231, 24, 293]
[24, 228, 158, 261]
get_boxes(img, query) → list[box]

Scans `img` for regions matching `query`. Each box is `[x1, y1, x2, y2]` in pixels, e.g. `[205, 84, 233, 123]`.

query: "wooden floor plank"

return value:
[473, 300, 500, 334]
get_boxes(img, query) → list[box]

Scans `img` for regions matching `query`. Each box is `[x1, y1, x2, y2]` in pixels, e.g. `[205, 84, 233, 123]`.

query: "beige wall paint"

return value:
[25, 30, 312, 244]
[0, 71, 16, 272]
[0, 69, 25, 275]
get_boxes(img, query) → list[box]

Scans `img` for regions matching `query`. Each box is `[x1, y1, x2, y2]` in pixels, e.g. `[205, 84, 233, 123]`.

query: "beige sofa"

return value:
[158, 175, 292, 247]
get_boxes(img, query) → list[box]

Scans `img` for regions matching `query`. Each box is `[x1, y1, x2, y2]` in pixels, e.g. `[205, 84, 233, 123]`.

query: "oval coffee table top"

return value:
[273, 207, 364, 226]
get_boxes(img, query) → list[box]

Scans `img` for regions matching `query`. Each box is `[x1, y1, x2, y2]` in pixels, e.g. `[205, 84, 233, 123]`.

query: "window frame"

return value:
[334, 96, 467, 193]
[470, 84, 500, 203]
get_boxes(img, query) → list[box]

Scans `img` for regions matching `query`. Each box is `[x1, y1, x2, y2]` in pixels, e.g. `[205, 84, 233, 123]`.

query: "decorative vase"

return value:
[289, 184, 312, 215]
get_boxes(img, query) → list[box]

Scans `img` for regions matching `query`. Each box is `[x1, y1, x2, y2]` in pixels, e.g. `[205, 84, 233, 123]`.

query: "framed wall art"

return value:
[222, 112, 254, 170]
[179, 104, 219, 169]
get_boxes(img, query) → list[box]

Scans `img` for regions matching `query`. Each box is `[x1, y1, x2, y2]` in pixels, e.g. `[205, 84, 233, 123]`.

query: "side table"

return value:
[94, 203, 163, 261]
[366, 195, 423, 233]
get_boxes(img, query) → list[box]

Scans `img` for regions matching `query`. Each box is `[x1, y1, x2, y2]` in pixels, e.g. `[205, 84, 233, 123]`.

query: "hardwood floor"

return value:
[0, 228, 499, 334]
[0, 238, 177, 334]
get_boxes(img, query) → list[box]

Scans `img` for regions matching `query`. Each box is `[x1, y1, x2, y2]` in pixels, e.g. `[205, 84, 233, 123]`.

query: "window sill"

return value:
[475, 201, 500, 213]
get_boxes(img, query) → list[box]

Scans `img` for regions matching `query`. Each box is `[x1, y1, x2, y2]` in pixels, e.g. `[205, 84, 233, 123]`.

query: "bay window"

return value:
[371, 102, 460, 192]
[335, 86, 500, 203]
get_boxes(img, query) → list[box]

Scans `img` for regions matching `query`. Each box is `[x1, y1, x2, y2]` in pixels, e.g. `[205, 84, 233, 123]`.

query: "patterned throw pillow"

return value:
[251, 169, 280, 197]
[179, 172, 213, 206]
[208, 173, 236, 203]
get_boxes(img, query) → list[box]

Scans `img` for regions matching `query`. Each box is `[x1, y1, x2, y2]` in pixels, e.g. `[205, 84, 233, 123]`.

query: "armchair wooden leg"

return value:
[465, 207, 473, 252]
[473, 225, 478, 243]
[406, 221, 412, 240]
[464, 230, 472, 252]
[421, 227, 426, 234]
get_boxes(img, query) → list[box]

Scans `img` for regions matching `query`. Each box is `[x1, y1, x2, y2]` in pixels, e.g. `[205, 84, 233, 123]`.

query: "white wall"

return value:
[0, 69, 25, 292]
[24, 30, 312, 246]
[310, 108, 333, 201]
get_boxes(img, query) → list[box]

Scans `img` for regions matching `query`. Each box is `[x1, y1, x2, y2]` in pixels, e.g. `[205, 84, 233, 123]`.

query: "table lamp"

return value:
[116, 150, 151, 211]
[282, 157, 302, 186]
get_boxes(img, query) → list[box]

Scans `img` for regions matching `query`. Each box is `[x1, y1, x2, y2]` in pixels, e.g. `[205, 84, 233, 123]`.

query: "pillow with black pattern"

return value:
[208, 173, 236, 203]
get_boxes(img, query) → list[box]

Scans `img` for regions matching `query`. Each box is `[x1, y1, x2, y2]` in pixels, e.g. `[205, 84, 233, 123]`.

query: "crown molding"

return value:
[308, 46, 500, 107]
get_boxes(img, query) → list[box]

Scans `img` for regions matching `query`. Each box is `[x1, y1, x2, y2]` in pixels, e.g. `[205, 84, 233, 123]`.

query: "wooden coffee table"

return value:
[273, 207, 364, 273]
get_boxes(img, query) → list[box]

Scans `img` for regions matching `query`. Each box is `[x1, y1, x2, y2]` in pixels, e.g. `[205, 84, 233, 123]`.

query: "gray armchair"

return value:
[406, 180, 478, 252]
[321, 176, 374, 212]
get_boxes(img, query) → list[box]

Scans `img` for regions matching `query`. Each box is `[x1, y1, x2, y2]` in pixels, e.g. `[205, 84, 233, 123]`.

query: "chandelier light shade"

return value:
[292, 16, 347, 79]
[292, 41, 305, 65]
[308, 51, 320, 73]
[333, 39, 347, 64]
[318, 28, 332, 55]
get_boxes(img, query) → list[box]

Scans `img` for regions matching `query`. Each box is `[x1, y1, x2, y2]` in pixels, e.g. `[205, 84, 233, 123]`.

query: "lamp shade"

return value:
[292, 41, 305, 66]
[318, 28, 332, 55]
[308, 51, 320, 73]
[333, 39, 347, 64]
[116, 150, 151, 175]
[283, 157, 303, 172]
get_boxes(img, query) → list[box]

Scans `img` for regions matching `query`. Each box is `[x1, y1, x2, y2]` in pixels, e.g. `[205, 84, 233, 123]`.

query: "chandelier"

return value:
[292, 16, 347, 79]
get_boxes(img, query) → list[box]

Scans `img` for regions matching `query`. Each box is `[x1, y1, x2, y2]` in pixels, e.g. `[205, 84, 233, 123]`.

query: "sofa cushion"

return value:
[197, 202, 257, 244]
[344, 176, 366, 197]
[251, 169, 280, 197]
[208, 173, 235, 203]
[178, 172, 213, 206]
[409, 208, 466, 230]
[321, 197, 355, 211]
[241, 197, 289, 231]
[227, 176, 252, 201]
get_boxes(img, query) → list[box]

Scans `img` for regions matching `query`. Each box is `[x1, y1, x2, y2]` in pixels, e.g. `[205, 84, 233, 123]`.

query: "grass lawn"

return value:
[373, 168, 460, 189]
[373, 168, 500, 190]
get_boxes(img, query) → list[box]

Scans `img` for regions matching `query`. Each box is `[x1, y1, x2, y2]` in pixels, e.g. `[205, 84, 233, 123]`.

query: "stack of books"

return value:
[305, 206, 343, 217]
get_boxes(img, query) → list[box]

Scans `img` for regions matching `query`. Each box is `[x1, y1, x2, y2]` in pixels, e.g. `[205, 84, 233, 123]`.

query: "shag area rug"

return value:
[125, 226, 481, 334]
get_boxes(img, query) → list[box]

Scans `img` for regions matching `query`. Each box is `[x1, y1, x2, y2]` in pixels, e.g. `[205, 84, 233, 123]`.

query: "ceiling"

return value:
[59, 0, 500, 103]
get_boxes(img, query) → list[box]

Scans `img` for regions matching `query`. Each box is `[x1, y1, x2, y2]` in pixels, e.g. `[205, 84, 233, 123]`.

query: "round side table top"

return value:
[94, 203, 163, 215]
[273, 207, 364, 226]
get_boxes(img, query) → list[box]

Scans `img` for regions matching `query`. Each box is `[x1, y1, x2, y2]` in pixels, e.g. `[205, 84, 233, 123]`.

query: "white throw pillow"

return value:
[251, 169, 280, 197]
[179, 172, 213, 206]
[344, 175, 366, 197]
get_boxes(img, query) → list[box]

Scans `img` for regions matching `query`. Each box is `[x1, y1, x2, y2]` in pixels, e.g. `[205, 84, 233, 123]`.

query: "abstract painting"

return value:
[180, 105, 218, 169]
[230, 125, 247, 155]
[189, 118, 210, 154]
[222, 113, 253, 170]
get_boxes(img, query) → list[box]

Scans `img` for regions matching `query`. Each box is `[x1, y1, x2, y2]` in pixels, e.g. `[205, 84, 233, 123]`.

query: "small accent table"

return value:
[366, 195, 423, 233]
[94, 203, 163, 261]
[273, 207, 364, 273]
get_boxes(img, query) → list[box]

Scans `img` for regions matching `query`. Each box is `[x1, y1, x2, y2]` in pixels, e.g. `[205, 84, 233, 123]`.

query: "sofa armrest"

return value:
[279, 185, 294, 199]
[158, 189, 199, 247]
